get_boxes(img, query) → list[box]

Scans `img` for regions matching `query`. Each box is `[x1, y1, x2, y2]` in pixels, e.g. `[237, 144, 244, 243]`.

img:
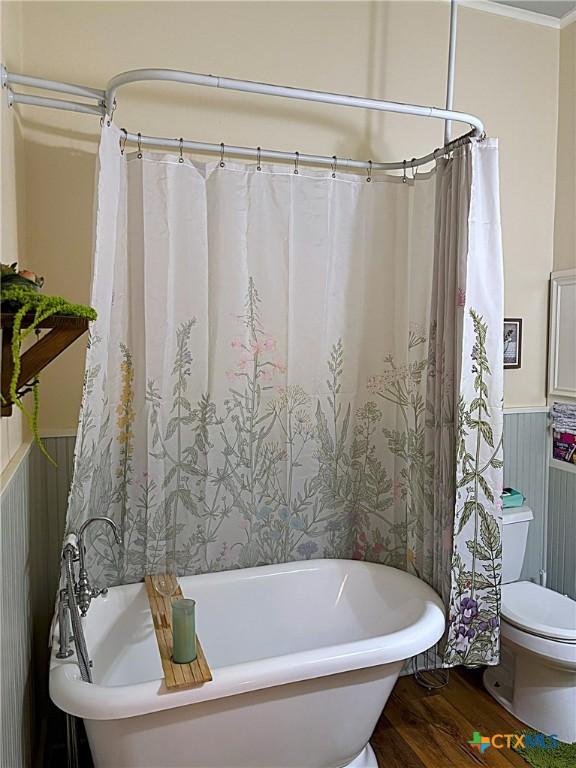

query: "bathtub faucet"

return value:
[76, 517, 122, 616]
[55, 517, 121, 663]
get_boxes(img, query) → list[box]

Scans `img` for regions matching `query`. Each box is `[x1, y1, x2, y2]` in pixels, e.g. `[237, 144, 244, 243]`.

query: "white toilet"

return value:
[484, 505, 576, 743]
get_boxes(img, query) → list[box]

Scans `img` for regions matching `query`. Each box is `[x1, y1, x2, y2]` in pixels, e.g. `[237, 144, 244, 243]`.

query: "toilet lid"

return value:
[501, 582, 576, 642]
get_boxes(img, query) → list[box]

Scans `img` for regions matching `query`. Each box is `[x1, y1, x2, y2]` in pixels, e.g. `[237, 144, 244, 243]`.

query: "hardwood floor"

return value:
[372, 668, 528, 768]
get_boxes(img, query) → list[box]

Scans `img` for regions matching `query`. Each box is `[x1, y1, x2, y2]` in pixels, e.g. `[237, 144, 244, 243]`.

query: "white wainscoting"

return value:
[1, 442, 34, 768]
[548, 467, 576, 600]
[0, 437, 75, 767]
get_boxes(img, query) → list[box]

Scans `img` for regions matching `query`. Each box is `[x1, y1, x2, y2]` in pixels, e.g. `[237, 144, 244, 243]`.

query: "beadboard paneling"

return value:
[32, 437, 76, 608]
[0, 444, 34, 768]
[0, 437, 75, 768]
[547, 467, 576, 599]
[503, 411, 548, 583]
[30, 435, 77, 764]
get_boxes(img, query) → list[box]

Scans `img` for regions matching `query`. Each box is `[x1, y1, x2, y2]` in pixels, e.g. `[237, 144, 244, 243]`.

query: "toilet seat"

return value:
[501, 581, 576, 643]
[501, 617, 576, 670]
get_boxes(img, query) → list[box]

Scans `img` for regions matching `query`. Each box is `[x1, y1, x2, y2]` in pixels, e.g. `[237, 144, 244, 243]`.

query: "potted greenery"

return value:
[1, 263, 97, 463]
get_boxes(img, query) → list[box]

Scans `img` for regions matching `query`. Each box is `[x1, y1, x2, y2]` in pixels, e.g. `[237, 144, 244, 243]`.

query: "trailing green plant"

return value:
[1, 283, 97, 464]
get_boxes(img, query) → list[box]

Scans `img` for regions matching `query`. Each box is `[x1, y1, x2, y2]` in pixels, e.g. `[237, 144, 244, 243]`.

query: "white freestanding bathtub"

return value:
[50, 559, 445, 768]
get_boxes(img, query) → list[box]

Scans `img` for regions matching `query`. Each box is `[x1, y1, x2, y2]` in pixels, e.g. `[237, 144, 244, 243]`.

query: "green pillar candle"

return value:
[172, 598, 197, 664]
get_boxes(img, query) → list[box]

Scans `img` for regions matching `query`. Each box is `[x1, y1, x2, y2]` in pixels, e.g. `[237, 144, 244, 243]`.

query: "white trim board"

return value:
[0, 439, 33, 493]
[560, 7, 576, 27]
[504, 406, 550, 414]
[39, 428, 78, 439]
[548, 269, 576, 400]
[550, 457, 576, 475]
[459, 0, 566, 29]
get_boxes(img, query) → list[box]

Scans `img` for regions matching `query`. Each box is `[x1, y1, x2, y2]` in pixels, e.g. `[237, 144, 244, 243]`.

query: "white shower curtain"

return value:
[68, 123, 503, 666]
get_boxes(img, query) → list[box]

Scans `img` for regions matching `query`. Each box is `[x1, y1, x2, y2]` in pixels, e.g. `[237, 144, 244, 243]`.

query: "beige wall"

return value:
[0, 0, 28, 475]
[554, 21, 576, 273]
[10, 1, 561, 433]
[456, 7, 558, 407]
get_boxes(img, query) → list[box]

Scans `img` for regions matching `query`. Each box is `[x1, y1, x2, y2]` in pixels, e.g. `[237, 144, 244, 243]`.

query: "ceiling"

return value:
[493, 0, 576, 18]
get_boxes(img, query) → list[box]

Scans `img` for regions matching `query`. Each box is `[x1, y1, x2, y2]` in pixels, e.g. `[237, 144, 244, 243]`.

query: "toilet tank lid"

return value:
[502, 505, 533, 524]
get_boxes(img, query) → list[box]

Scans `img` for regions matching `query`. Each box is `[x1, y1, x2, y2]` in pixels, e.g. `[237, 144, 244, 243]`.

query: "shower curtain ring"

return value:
[137, 132, 142, 159]
[119, 128, 128, 156]
[331, 155, 337, 179]
[293, 151, 299, 175]
[411, 157, 417, 180]
[106, 99, 117, 127]
[256, 146, 262, 171]
[402, 160, 407, 184]
[219, 142, 225, 167]
[178, 138, 184, 163]
[366, 160, 372, 183]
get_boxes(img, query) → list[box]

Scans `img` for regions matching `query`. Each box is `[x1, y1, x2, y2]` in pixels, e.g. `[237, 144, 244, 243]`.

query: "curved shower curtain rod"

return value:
[1, 63, 485, 172]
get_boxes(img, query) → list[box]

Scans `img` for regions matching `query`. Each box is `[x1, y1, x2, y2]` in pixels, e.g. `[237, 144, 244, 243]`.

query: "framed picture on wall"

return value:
[504, 318, 522, 369]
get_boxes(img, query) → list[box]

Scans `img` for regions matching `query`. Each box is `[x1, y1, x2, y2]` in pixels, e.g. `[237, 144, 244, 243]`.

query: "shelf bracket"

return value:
[1, 314, 90, 416]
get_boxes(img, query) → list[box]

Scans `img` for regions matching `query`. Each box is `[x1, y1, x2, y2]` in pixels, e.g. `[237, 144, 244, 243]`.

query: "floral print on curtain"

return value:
[70, 284, 434, 578]
[443, 143, 504, 666]
[67, 125, 503, 668]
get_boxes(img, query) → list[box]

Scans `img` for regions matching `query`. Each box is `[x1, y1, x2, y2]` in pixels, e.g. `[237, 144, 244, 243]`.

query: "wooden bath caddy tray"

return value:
[144, 575, 212, 690]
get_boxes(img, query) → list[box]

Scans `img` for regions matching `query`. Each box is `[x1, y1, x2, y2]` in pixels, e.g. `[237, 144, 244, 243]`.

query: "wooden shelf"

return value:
[1, 312, 90, 417]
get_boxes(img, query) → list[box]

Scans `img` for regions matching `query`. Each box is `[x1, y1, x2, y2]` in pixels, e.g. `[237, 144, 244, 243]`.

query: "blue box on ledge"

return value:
[502, 487, 525, 508]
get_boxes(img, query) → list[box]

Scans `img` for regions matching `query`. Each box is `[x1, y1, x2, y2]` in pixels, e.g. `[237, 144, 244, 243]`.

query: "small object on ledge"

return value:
[551, 402, 576, 466]
[144, 575, 212, 690]
[502, 487, 525, 509]
[1, 262, 44, 292]
[172, 599, 197, 664]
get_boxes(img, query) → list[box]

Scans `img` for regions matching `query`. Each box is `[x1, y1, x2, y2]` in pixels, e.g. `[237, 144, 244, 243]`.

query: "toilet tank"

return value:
[502, 505, 533, 584]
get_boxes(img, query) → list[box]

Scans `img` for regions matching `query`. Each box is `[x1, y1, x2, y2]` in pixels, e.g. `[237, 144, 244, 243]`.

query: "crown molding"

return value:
[560, 7, 576, 27]
[458, 0, 561, 29]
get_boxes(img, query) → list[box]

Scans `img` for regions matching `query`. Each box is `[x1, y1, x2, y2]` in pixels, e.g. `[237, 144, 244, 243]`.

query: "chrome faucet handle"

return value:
[77, 569, 92, 617]
[55, 588, 74, 659]
[76, 517, 121, 616]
